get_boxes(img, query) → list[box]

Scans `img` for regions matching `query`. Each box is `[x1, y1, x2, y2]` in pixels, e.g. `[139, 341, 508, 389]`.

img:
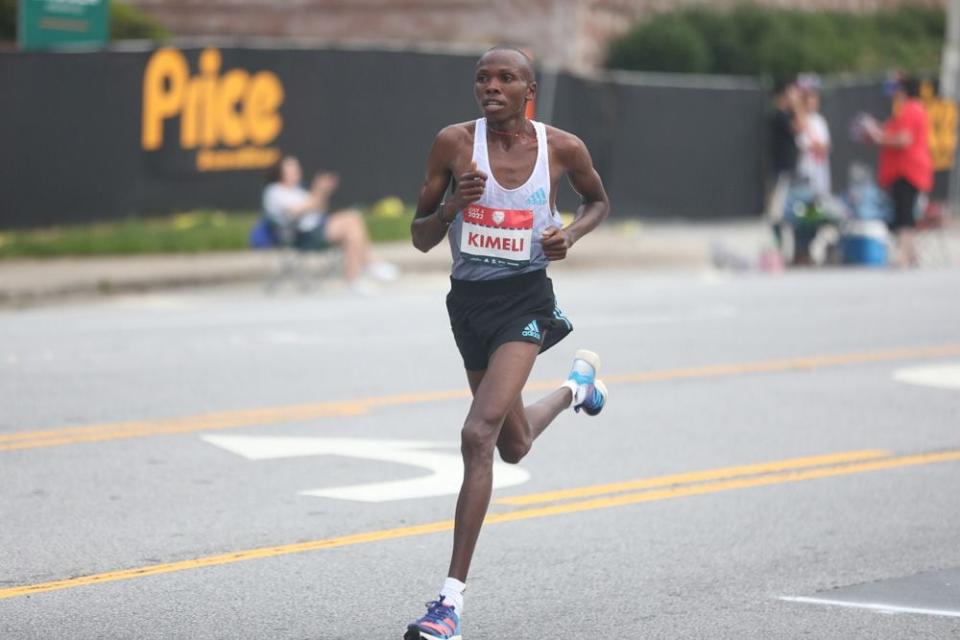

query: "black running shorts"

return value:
[446, 269, 573, 371]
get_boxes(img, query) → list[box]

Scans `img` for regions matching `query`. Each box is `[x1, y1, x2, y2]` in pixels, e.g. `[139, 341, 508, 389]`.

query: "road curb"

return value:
[0, 222, 782, 307]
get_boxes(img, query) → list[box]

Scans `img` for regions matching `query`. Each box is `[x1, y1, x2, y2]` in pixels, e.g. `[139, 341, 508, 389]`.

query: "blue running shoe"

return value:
[579, 378, 608, 416]
[405, 597, 461, 640]
[567, 349, 608, 416]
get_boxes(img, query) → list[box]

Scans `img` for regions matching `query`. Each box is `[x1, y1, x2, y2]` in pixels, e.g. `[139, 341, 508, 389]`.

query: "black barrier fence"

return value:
[1, 47, 479, 228]
[552, 72, 769, 219]
[0, 45, 943, 229]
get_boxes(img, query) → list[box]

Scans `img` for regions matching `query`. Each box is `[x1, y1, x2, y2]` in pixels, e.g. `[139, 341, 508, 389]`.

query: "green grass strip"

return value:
[0, 206, 415, 259]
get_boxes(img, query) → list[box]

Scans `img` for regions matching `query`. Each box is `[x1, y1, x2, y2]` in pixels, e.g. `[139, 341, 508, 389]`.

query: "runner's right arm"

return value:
[412, 127, 487, 253]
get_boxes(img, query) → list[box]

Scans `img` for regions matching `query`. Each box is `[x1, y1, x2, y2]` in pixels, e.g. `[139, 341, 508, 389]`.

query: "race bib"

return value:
[459, 204, 533, 268]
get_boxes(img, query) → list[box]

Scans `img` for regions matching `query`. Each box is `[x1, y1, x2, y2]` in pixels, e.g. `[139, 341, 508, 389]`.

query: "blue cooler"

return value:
[841, 220, 888, 266]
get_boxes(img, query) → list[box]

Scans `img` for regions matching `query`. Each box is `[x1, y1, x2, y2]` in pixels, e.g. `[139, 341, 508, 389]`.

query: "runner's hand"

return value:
[541, 226, 572, 261]
[452, 161, 487, 210]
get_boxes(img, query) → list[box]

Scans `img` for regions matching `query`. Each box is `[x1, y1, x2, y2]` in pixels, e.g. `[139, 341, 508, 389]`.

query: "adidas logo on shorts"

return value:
[521, 320, 541, 340]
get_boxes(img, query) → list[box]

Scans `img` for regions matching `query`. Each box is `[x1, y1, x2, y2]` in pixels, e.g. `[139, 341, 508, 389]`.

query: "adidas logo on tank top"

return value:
[526, 188, 548, 206]
[448, 118, 563, 281]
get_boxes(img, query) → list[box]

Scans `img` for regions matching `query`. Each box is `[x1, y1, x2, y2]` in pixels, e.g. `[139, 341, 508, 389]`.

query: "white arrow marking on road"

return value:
[893, 363, 960, 390]
[201, 435, 530, 502]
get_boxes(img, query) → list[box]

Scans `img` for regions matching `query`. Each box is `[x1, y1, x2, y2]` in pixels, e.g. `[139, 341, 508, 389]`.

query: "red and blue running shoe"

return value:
[405, 597, 461, 640]
[568, 349, 608, 416]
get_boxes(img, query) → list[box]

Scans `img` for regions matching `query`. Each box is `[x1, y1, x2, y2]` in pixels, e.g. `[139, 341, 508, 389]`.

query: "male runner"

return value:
[404, 46, 610, 640]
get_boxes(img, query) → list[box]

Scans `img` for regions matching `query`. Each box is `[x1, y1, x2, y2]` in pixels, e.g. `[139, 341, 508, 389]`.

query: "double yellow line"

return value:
[0, 390, 467, 452]
[3, 446, 959, 601]
[4, 344, 959, 453]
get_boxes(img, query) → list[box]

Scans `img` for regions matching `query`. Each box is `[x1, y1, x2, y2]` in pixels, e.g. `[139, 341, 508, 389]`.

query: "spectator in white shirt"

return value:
[796, 79, 832, 196]
[263, 155, 397, 287]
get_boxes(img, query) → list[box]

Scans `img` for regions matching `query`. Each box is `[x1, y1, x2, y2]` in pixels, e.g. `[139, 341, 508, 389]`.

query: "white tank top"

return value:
[448, 118, 562, 281]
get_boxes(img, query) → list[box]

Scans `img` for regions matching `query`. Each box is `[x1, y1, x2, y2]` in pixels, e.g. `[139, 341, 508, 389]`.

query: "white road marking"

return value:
[893, 363, 960, 390]
[780, 595, 960, 618]
[201, 434, 529, 502]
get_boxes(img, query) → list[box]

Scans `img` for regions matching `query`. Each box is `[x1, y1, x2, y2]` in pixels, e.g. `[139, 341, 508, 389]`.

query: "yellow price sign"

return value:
[921, 80, 957, 172]
[141, 48, 284, 172]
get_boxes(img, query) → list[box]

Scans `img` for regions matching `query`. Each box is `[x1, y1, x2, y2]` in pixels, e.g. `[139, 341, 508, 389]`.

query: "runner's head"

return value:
[896, 76, 920, 100]
[474, 46, 536, 123]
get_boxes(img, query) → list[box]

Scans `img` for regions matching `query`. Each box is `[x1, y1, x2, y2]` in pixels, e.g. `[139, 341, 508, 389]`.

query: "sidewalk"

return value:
[1, 220, 954, 307]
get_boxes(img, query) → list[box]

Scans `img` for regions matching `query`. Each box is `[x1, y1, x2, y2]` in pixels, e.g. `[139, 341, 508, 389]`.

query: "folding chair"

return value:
[250, 216, 340, 293]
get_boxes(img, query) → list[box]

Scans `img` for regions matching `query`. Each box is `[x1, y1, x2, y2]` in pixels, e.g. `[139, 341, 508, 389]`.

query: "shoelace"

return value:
[421, 599, 456, 625]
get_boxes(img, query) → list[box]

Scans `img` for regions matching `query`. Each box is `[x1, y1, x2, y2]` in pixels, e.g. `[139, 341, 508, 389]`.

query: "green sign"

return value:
[18, 0, 109, 50]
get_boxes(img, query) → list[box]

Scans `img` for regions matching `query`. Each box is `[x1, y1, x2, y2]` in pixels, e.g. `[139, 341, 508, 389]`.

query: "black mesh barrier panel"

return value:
[0, 48, 948, 229]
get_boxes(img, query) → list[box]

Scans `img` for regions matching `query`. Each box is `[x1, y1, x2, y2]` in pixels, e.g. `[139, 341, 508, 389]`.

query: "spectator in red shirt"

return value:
[867, 77, 933, 267]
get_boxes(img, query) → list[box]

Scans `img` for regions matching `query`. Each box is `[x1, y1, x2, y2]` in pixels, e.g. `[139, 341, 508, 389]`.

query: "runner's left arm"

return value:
[542, 134, 609, 261]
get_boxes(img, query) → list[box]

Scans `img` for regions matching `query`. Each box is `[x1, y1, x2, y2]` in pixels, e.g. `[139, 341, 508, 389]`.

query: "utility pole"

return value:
[942, 0, 960, 99]
[943, 0, 960, 213]
[535, 0, 566, 125]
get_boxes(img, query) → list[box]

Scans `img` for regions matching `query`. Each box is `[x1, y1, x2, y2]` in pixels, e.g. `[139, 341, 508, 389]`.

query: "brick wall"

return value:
[125, 0, 947, 70]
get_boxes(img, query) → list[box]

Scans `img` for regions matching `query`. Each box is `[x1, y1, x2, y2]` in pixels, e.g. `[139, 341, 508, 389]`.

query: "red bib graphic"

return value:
[459, 204, 533, 268]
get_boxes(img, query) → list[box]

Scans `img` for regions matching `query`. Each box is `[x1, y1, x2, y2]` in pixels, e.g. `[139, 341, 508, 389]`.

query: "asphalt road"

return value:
[2, 266, 959, 639]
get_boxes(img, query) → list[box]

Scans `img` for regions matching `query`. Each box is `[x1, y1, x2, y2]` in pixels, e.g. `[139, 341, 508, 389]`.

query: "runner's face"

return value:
[474, 53, 535, 121]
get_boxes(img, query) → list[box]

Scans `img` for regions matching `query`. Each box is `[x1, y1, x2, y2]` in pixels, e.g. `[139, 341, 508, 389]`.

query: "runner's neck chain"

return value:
[487, 122, 535, 144]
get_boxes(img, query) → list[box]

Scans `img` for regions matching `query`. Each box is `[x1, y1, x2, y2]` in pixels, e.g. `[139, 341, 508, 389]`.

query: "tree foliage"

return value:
[606, 5, 945, 76]
[0, 1, 169, 43]
[0, 0, 15, 41]
[109, 2, 170, 41]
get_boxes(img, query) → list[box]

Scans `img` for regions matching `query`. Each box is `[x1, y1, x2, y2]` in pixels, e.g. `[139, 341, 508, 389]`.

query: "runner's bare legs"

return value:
[447, 340, 572, 581]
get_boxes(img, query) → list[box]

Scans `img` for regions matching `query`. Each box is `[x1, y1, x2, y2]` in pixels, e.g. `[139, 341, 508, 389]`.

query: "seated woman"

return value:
[262, 155, 396, 288]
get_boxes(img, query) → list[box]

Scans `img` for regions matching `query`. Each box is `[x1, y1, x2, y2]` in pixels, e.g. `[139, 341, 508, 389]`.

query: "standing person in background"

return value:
[865, 77, 933, 267]
[767, 78, 802, 259]
[796, 76, 832, 197]
[262, 155, 397, 291]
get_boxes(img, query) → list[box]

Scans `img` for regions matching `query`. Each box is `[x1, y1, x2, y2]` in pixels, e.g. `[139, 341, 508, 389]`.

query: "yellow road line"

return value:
[0, 520, 454, 600]
[2, 447, 958, 601]
[595, 344, 960, 386]
[3, 343, 959, 453]
[0, 392, 469, 452]
[495, 449, 891, 506]
[486, 450, 960, 524]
